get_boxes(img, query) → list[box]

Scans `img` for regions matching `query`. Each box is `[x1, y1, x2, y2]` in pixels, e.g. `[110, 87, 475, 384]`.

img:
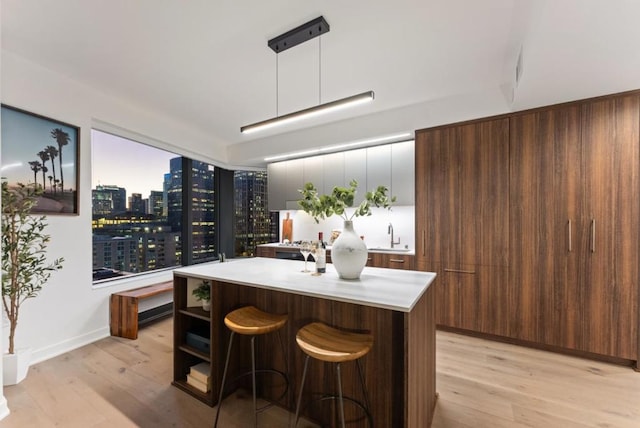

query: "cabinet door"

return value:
[415, 127, 458, 265]
[458, 118, 509, 267]
[303, 156, 324, 192]
[284, 160, 304, 209]
[343, 148, 368, 203]
[267, 162, 287, 211]
[322, 152, 345, 195]
[370, 253, 415, 270]
[509, 106, 582, 346]
[366, 144, 392, 195]
[432, 263, 509, 336]
[581, 95, 639, 359]
[391, 140, 415, 205]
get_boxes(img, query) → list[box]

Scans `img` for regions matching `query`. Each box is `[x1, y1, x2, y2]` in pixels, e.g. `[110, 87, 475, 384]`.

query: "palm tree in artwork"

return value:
[44, 145, 59, 196]
[50, 128, 70, 192]
[28, 161, 42, 187]
[48, 175, 53, 192]
[37, 150, 50, 190]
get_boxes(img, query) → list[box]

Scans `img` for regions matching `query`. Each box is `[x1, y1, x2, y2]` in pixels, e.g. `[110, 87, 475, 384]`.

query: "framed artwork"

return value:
[1, 104, 80, 214]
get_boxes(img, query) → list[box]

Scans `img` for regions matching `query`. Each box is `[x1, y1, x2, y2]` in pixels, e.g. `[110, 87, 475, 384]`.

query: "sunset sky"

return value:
[91, 130, 178, 199]
[1, 106, 77, 189]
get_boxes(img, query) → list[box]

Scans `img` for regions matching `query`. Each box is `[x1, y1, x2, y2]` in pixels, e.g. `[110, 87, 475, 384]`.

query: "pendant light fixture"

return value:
[240, 16, 375, 134]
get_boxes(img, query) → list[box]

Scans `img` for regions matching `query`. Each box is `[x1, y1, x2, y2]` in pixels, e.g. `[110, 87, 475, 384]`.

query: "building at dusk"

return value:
[234, 170, 277, 256]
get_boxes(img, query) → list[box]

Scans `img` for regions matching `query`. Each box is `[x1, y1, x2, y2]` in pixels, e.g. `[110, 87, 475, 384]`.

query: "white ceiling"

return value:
[3, 0, 640, 167]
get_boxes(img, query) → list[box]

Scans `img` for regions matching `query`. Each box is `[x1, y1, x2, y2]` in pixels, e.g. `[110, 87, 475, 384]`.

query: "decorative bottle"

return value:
[315, 232, 326, 273]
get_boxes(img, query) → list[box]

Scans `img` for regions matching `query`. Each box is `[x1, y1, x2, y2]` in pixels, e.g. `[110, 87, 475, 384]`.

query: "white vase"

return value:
[3, 348, 32, 386]
[202, 299, 211, 311]
[330, 220, 368, 279]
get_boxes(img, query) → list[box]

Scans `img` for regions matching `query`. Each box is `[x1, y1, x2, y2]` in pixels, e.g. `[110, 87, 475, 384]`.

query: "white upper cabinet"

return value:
[284, 160, 303, 209]
[303, 156, 324, 191]
[391, 140, 415, 205]
[322, 152, 345, 195]
[267, 140, 415, 210]
[366, 144, 392, 196]
[267, 161, 287, 211]
[344, 148, 368, 203]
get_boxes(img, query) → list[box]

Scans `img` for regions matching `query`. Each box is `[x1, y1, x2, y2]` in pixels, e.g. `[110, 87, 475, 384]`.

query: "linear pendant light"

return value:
[240, 16, 374, 134]
[241, 91, 374, 134]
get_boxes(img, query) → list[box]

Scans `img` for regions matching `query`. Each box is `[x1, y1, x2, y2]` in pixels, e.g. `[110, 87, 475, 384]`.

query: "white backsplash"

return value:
[278, 206, 415, 250]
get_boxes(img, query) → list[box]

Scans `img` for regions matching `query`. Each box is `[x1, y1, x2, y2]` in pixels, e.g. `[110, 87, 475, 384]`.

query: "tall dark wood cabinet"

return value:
[580, 95, 639, 359]
[509, 104, 583, 348]
[509, 95, 639, 360]
[417, 91, 639, 364]
[415, 118, 510, 337]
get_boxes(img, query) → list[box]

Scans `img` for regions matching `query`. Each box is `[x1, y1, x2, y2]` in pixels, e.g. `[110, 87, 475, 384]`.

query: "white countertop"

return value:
[173, 257, 435, 312]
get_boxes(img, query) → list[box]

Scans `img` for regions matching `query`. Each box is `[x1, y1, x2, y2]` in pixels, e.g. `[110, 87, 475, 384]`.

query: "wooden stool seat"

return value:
[224, 305, 288, 336]
[296, 322, 373, 363]
[215, 305, 289, 427]
[294, 322, 374, 427]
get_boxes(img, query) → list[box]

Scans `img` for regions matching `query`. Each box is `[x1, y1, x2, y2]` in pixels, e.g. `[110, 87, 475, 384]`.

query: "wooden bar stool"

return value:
[293, 322, 374, 428]
[214, 305, 288, 428]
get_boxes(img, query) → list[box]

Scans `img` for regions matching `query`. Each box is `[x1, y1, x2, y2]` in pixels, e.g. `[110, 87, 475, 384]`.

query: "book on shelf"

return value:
[189, 361, 211, 383]
[186, 373, 210, 393]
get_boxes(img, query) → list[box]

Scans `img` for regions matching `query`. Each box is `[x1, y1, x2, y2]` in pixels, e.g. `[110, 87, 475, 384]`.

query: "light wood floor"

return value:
[2, 317, 639, 427]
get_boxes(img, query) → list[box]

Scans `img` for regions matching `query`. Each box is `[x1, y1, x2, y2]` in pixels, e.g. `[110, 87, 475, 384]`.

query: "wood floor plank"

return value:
[2, 317, 639, 427]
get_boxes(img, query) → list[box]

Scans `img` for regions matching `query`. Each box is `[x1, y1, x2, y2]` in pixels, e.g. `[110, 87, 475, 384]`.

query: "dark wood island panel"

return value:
[173, 261, 436, 427]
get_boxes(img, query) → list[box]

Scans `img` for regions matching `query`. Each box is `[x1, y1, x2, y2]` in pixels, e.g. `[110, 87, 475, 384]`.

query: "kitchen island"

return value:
[172, 257, 437, 427]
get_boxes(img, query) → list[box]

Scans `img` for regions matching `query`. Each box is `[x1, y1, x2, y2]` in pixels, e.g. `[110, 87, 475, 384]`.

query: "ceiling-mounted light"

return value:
[264, 132, 412, 162]
[241, 91, 374, 134]
[241, 16, 375, 134]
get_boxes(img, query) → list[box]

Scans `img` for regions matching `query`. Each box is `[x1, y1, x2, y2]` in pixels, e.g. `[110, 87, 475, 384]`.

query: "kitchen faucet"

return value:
[388, 222, 400, 248]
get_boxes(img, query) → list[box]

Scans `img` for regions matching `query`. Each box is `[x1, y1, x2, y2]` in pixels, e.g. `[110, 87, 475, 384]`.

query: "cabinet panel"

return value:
[343, 148, 368, 203]
[415, 119, 509, 268]
[415, 127, 458, 264]
[391, 140, 415, 205]
[581, 95, 639, 359]
[284, 160, 303, 209]
[322, 152, 345, 195]
[370, 253, 415, 270]
[428, 262, 509, 336]
[458, 119, 509, 267]
[366, 144, 391, 195]
[267, 162, 287, 211]
[509, 106, 581, 347]
[303, 156, 323, 191]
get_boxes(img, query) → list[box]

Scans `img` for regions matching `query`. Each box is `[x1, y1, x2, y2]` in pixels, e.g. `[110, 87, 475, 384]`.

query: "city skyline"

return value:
[91, 130, 176, 199]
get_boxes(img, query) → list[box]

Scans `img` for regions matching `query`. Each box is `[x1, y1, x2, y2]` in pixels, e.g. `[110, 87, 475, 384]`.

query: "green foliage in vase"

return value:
[192, 280, 211, 302]
[1, 181, 64, 354]
[298, 179, 396, 223]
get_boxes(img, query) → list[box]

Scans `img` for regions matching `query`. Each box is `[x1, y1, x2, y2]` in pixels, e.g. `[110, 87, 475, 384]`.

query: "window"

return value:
[92, 130, 276, 281]
[91, 130, 217, 281]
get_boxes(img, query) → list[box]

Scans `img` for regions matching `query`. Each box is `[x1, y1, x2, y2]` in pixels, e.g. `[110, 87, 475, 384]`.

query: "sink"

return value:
[367, 247, 411, 253]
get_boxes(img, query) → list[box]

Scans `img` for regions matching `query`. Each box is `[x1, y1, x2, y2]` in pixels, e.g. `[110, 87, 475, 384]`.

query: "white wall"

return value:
[278, 206, 415, 251]
[0, 50, 229, 370]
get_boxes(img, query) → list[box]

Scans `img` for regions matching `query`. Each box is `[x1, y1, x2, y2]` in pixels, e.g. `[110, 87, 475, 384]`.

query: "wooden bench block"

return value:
[110, 281, 173, 339]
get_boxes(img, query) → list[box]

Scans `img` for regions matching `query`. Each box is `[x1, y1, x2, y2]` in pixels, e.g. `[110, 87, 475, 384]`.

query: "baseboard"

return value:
[0, 395, 10, 420]
[30, 326, 111, 366]
[437, 325, 637, 368]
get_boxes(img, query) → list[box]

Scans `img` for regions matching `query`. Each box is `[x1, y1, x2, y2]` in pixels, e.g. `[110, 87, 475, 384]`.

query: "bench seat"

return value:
[110, 281, 173, 339]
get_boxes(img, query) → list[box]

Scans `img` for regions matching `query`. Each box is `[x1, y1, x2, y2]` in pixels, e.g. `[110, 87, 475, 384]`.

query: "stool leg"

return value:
[356, 359, 373, 427]
[214, 331, 235, 428]
[293, 355, 310, 428]
[336, 362, 346, 428]
[251, 335, 258, 428]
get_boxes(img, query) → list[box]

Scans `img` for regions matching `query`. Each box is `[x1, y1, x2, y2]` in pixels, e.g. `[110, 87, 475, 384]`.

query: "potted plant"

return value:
[192, 280, 211, 311]
[298, 179, 395, 279]
[1, 181, 64, 385]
